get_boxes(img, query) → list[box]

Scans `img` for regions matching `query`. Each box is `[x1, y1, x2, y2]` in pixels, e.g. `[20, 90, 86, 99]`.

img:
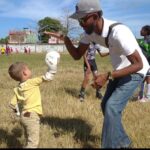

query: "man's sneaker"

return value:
[96, 91, 103, 99]
[79, 92, 85, 102]
[138, 97, 149, 102]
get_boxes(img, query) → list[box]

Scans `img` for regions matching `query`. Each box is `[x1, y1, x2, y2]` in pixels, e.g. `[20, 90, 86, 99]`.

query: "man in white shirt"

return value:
[44, 0, 149, 148]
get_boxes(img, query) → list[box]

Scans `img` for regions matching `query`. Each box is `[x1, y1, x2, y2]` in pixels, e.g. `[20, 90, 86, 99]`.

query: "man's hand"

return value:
[91, 73, 109, 89]
[43, 31, 65, 41]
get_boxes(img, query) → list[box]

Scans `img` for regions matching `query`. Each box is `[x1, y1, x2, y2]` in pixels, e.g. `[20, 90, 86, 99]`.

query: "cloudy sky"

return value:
[0, 0, 149, 38]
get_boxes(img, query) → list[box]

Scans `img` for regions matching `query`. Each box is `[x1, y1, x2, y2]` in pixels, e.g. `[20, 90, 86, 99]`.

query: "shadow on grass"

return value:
[64, 87, 79, 98]
[0, 127, 23, 148]
[64, 87, 91, 99]
[41, 116, 100, 148]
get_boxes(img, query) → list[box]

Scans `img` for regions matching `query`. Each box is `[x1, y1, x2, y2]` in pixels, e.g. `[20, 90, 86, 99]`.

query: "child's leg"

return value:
[21, 112, 40, 148]
[92, 71, 103, 99]
[79, 63, 91, 100]
[81, 69, 91, 90]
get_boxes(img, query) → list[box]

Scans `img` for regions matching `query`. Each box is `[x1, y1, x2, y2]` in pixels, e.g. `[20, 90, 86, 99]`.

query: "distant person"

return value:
[8, 60, 58, 148]
[137, 25, 150, 102]
[10, 47, 13, 53]
[1, 45, 5, 54]
[24, 47, 28, 54]
[28, 48, 31, 54]
[79, 42, 109, 101]
[6, 45, 10, 55]
[15, 48, 19, 54]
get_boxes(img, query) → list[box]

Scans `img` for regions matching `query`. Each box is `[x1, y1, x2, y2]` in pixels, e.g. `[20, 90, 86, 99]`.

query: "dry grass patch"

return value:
[0, 53, 150, 148]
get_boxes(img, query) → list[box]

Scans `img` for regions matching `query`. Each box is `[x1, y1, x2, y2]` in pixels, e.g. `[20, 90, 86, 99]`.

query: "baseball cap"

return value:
[70, 0, 101, 20]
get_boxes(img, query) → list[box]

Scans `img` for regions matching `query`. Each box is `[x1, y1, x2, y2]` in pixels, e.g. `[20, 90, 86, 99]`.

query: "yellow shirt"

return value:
[1, 47, 5, 53]
[10, 76, 45, 115]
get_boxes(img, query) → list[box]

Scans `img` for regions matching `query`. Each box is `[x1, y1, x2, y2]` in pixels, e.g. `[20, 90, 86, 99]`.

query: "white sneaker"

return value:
[137, 96, 141, 100]
[138, 98, 149, 102]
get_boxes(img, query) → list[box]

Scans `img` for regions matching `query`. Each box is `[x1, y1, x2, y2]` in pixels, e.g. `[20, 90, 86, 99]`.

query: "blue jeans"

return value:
[101, 73, 144, 148]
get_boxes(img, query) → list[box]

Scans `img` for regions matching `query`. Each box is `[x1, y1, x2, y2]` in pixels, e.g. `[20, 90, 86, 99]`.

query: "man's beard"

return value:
[85, 23, 95, 35]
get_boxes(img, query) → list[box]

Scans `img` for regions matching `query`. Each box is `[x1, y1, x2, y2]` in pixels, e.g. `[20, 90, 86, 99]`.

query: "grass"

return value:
[0, 53, 150, 148]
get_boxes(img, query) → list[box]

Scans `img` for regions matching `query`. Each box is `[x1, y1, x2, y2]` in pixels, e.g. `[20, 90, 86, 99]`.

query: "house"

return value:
[9, 29, 37, 44]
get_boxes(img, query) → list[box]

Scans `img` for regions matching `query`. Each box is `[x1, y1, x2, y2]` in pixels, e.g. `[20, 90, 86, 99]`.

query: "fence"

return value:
[0, 43, 109, 54]
[1, 43, 67, 53]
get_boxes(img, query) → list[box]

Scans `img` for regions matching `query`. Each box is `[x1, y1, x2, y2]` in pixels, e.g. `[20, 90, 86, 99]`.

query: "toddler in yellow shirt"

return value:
[8, 60, 57, 148]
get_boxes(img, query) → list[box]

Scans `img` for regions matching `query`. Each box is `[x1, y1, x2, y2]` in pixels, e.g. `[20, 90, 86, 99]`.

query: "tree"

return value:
[38, 17, 65, 43]
[0, 36, 9, 44]
[59, 8, 83, 40]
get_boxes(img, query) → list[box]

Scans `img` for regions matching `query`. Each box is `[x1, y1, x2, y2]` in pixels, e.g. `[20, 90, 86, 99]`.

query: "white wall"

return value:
[5, 44, 67, 53]
[2, 43, 108, 53]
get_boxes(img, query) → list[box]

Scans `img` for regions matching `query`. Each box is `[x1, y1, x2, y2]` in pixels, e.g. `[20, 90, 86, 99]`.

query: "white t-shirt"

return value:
[80, 18, 149, 77]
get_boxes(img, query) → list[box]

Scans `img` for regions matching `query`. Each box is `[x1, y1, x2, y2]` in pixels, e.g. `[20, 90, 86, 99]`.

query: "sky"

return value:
[0, 0, 150, 39]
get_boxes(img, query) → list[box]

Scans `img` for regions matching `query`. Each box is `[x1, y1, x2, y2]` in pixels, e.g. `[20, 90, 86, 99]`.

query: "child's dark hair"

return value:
[8, 62, 27, 81]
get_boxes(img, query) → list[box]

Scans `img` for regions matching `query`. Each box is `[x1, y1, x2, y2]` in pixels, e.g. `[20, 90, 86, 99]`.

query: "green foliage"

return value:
[38, 17, 66, 43]
[0, 36, 9, 44]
